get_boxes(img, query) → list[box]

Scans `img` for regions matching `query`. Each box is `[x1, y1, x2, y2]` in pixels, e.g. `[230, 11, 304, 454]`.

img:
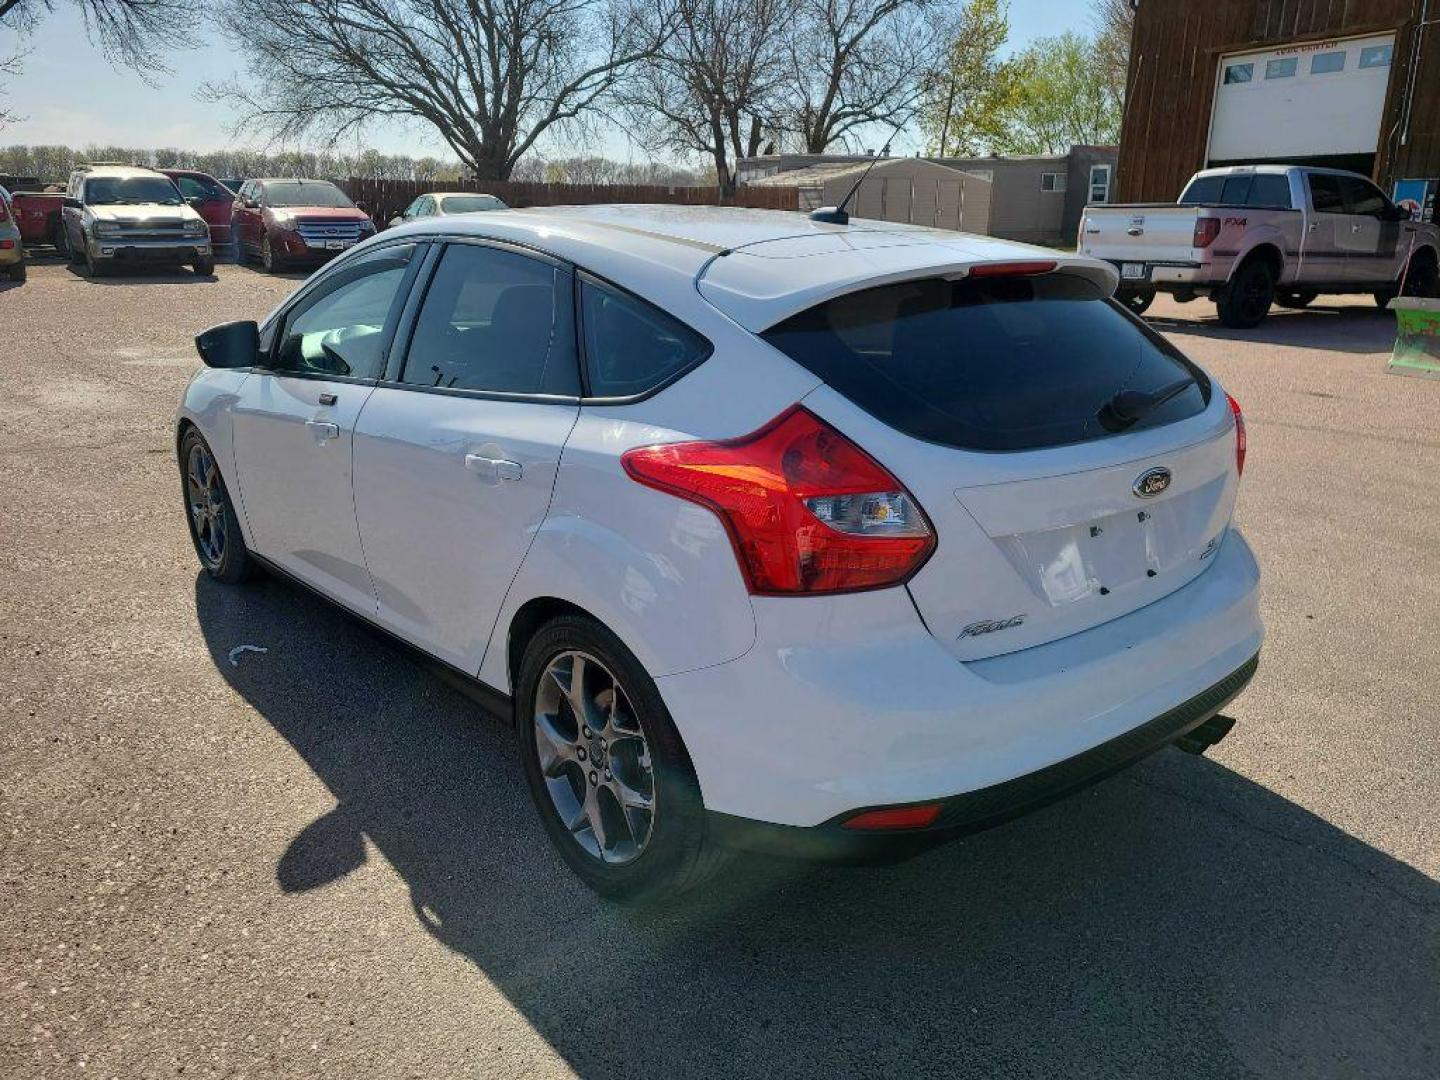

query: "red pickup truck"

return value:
[8, 189, 67, 249]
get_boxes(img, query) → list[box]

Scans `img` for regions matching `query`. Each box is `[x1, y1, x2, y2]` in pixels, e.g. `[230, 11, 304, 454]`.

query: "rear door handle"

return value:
[465, 453, 523, 481]
[305, 419, 340, 441]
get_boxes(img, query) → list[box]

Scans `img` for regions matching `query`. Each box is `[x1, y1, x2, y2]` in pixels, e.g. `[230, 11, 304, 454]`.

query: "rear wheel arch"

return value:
[507, 596, 607, 696]
[1235, 243, 1283, 282]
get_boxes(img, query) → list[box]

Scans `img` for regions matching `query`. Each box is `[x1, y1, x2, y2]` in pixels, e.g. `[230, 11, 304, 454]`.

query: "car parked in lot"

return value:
[0, 184, 25, 282]
[176, 207, 1262, 900]
[61, 164, 213, 277]
[387, 191, 508, 228]
[162, 169, 236, 250]
[1080, 165, 1440, 326]
[231, 178, 376, 272]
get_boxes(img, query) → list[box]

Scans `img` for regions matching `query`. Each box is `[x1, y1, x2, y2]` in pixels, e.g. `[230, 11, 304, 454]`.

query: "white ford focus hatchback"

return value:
[177, 205, 1262, 900]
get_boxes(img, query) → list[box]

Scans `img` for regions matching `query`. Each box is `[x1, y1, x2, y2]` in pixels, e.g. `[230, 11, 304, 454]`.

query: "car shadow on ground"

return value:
[194, 573, 1439, 1078]
[61, 262, 218, 285]
[1145, 302, 1398, 356]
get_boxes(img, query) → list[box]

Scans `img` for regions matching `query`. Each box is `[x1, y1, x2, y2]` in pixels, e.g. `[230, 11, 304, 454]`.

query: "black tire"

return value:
[516, 614, 726, 903]
[260, 234, 284, 274]
[84, 243, 108, 278]
[51, 219, 69, 257]
[193, 254, 216, 276]
[67, 228, 84, 264]
[1119, 289, 1155, 316]
[1401, 253, 1439, 299]
[1215, 260, 1275, 328]
[178, 428, 256, 585]
[6, 260, 24, 283]
[1275, 289, 1318, 309]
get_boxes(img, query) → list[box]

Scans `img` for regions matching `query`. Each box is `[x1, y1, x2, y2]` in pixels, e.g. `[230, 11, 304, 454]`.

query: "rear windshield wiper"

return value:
[1097, 377, 1195, 432]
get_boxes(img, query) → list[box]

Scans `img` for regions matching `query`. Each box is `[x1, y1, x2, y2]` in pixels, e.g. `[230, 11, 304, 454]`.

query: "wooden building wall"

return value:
[1115, 0, 1440, 201]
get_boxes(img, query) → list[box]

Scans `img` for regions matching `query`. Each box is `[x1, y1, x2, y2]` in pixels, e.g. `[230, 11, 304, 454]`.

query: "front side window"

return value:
[1223, 63, 1253, 85]
[84, 176, 183, 207]
[1311, 51, 1346, 74]
[401, 243, 578, 396]
[1308, 173, 1346, 213]
[1341, 176, 1388, 218]
[274, 244, 418, 379]
[581, 278, 712, 398]
[763, 275, 1208, 453]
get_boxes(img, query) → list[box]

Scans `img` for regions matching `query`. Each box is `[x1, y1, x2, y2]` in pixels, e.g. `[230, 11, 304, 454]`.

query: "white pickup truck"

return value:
[1078, 165, 1440, 327]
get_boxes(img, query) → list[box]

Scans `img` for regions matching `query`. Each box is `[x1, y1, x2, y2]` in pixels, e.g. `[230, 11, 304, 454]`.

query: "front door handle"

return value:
[305, 419, 340, 442]
[465, 453, 523, 481]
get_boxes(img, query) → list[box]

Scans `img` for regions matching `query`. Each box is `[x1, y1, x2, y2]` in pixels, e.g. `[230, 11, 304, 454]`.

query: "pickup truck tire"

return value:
[1275, 289, 1318, 309]
[83, 245, 108, 278]
[1215, 261, 1275, 329]
[1119, 290, 1155, 316]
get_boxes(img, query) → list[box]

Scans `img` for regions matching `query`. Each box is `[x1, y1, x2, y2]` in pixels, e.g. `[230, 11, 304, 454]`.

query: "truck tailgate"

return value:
[1080, 206, 1201, 266]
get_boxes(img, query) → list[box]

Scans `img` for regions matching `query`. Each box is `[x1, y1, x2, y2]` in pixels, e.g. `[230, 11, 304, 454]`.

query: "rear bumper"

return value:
[707, 652, 1257, 863]
[658, 527, 1263, 831]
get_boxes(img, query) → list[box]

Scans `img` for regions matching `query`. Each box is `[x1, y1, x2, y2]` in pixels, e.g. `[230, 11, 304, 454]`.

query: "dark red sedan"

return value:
[230, 178, 376, 273]
[162, 169, 236, 250]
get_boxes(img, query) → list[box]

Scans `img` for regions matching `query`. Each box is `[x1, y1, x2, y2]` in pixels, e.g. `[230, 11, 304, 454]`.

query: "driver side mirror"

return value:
[1386, 203, 1411, 222]
[241, 197, 258, 209]
[63, 196, 81, 210]
[196, 320, 260, 368]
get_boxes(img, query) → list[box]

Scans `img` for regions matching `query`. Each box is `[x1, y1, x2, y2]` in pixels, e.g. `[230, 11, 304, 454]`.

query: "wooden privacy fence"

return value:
[339, 178, 799, 226]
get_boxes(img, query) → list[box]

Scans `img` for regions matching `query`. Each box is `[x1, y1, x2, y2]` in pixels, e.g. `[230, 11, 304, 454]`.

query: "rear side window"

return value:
[1180, 176, 1224, 204]
[580, 278, 711, 398]
[402, 242, 578, 396]
[1247, 174, 1292, 208]
[763, 275, 1210, 453]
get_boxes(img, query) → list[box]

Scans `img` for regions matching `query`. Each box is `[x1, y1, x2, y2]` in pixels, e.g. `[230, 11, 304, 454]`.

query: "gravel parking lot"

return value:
[2, 259, 1437, 1079]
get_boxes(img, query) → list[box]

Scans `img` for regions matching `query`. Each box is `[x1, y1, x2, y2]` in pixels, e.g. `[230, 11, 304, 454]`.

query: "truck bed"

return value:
[11, 192, 65, 246]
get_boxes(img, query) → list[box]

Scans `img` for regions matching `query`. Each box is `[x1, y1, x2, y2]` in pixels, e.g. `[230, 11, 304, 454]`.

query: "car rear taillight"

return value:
[1227, 393, 1246, 476]
[1193, 218, 1221, 248]
[622, 406, 935, 595]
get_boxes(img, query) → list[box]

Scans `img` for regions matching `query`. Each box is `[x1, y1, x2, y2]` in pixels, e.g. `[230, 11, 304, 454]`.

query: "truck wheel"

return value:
[1275, 289, 1318, 309]
[260, 235, 284, 274]
[66, 229, 84, 264]
[1120, 290, 1154, 316]
[1215, 261, 1274, 329]
[1401, 252, 1439, 299]
[84, 244, 108, 278]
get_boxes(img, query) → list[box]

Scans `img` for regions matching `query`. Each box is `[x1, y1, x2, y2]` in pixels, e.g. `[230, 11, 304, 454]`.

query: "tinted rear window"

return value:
[1180, 176, 1223, 204]
[762, 275, 1210, 453]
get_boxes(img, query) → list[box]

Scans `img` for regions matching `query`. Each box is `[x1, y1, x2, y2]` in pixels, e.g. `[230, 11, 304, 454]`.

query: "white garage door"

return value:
[1208, 33, 1396, 163]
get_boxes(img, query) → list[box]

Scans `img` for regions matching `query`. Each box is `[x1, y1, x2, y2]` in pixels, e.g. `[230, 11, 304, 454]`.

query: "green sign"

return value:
[1388, 299, 1440, 379]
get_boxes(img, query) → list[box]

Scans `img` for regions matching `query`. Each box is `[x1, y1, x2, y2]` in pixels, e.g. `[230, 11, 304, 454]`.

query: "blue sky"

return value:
[1, 0, 1094, 160]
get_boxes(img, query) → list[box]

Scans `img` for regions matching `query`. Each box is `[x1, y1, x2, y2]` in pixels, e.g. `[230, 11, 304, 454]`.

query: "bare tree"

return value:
[623, 0, 794, 193]
[207, 0, 670, 181]
[778, 0, 941, 154]
[0, 0, 196, 74]
[1091, 0, 1132, 117]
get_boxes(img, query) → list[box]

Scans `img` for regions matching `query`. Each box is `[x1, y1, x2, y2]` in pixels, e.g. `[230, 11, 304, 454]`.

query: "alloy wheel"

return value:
[533, 650, 656, 865]
[185, 442, 227, 567]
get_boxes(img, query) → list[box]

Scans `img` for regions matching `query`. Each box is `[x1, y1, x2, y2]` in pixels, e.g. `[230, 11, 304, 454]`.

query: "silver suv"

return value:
[61, 164, 214, 277]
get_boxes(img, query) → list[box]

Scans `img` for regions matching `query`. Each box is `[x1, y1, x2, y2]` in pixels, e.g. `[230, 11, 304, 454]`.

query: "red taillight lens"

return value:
[1227, 393, 1246, 476]
[843, 804, 942, 831]
[622, 406, 936, 595]
[1193, 218, 1221, 248]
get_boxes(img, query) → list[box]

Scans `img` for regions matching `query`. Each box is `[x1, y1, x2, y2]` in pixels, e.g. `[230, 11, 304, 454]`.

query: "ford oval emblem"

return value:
[1133, 467, 1172, 498]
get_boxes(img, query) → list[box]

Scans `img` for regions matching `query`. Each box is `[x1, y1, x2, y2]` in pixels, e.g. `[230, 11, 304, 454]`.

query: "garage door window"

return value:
[1265, 58, 1297, 79]
[1359, 44, 1392, 69]
[1311, 51, 1346, 75]
[1223, 63, 1253, 85]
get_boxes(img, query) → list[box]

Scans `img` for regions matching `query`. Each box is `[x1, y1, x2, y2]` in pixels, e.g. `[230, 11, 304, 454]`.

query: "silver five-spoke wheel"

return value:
[534, 650, 656, 865]
[185, 442, 227, 568]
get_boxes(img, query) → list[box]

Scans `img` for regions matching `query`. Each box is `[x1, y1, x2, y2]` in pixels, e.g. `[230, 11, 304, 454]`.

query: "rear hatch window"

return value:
[762, 273, 1209, 453]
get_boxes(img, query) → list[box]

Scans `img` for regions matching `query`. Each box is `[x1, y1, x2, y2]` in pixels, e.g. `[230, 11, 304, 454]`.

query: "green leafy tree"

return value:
[919, 0, 1015, 157]
[990, 30, 1121, 155]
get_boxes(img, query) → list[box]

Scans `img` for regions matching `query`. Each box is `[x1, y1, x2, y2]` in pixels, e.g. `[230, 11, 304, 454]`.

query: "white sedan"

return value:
[177, 206, 1263, 900]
